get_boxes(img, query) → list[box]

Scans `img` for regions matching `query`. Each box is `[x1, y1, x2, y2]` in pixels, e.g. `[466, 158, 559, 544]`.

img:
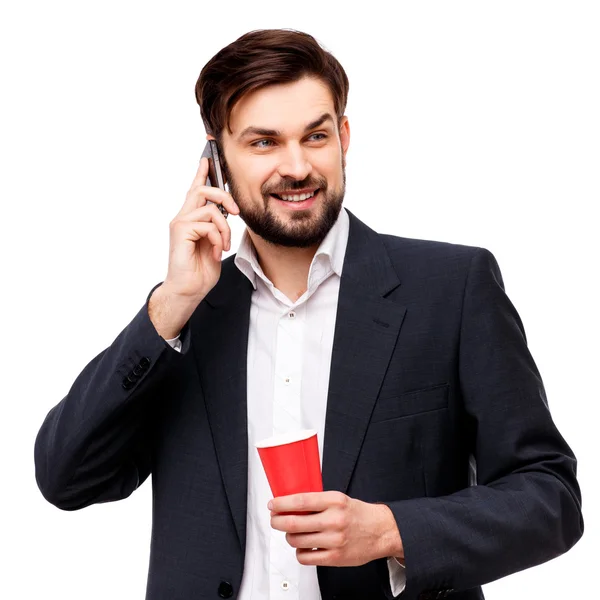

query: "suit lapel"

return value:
[192, 265, 253, 555]
[321, 210, 406, 495]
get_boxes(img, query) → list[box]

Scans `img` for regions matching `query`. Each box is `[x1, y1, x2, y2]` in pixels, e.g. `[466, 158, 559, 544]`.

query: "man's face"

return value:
[218, 76, 350, 248]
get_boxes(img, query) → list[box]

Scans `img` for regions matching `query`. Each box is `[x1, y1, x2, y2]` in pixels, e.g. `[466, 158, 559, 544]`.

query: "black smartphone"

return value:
[201, 139, 228, 218]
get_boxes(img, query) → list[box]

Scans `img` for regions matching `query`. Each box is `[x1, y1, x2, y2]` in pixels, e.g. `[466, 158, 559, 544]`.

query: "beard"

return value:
[222, 159, 346, 248]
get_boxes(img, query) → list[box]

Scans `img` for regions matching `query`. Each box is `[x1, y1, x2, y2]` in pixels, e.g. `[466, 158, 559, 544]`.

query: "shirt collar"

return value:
[234, 206, 350, 291]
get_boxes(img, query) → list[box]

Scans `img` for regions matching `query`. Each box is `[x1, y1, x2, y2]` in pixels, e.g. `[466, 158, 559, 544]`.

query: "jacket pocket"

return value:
[370, 383, 449, 423]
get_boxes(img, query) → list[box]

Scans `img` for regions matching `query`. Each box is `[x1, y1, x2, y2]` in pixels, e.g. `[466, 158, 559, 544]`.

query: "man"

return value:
[34, 29, 583, 600]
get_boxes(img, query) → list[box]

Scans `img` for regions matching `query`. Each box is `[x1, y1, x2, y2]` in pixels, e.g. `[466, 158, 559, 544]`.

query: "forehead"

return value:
[228, 77, 336, 137]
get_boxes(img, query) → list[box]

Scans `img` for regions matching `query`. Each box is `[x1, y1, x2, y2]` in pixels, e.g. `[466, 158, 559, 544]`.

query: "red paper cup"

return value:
[256, 429, 323, 515]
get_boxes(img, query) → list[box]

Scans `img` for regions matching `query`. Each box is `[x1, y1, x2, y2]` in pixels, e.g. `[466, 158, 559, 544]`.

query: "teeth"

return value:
[280, 190, 316, 202]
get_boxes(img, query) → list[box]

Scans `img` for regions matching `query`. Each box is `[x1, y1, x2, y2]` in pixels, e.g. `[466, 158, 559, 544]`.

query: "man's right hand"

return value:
[148, 157, 240, 340]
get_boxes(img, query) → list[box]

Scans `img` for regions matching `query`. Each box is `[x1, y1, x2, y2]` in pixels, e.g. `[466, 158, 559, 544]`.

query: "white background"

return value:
[1, 1, 597, 598]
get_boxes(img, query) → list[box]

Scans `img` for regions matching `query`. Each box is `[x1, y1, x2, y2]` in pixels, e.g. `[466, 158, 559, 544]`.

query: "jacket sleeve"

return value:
[34, 281, 191, 510]
[379, 247, 583, 599]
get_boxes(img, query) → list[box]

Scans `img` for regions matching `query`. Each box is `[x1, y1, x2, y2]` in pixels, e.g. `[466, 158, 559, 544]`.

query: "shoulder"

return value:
[379, 231, 479, 258]
[378, 231, 494, 276]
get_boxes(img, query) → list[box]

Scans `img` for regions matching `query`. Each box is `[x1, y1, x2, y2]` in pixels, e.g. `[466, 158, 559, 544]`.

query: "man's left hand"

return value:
[268, 491, 404, 567]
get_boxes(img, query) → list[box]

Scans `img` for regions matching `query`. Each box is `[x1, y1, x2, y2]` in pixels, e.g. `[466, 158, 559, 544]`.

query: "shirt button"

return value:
[281, 580, 290, 591]
[284, 377, 291, 384]
[288, 311, 296, 319]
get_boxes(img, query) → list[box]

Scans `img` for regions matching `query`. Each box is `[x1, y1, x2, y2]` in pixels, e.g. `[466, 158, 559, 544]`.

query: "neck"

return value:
[248, 230, 318, 302]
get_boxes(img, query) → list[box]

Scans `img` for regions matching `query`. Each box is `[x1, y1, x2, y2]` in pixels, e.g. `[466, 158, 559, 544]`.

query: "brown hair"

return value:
[195, 29, 349, 144]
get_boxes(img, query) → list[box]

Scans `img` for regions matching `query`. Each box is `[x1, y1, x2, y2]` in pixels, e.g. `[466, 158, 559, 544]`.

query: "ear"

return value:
[206, 133, 216, 141]
[339, 116, 350, 163]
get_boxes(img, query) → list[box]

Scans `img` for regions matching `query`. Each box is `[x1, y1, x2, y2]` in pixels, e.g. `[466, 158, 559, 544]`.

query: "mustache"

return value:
[263, 180, 327, 194]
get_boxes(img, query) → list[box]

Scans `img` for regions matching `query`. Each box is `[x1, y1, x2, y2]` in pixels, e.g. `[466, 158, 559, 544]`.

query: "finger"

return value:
[270, 511, 325, 534]
[176, 203, 232, 251]
[180, 157, 210, 214]
[199, 222, 224, 262]
[172, 220, 223, 261]
[192, 156, 213, 188]
[286, 531, 335, 549]
[195, 222, 224, 262]
[296, 548, 330, 567]
[270, 491, 341, 515]
[180, 178, 239, 219]
[190, 185, 240, 216]
[178, 157, 239, 217]
[178, 184, 240, 220]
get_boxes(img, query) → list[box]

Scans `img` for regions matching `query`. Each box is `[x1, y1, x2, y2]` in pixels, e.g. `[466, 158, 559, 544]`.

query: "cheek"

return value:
[317, 151, 342, 173]
[321, 163, 343, 185]
[240, 159, 275, 191]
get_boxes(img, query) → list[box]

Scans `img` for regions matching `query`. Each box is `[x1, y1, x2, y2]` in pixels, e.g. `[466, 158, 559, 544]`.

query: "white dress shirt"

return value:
[164, 207, 405, 599]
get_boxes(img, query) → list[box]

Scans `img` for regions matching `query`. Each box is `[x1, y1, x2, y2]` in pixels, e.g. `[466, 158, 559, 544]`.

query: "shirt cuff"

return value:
[164, 334, 182, 353]
[387, 556, 406, 596]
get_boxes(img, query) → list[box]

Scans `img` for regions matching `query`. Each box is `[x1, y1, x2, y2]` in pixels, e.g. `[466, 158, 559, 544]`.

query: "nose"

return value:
[276, 142, 312, 182]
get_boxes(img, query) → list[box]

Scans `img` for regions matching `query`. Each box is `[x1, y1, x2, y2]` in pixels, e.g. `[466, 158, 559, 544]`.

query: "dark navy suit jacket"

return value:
[34, 209, 583, 600]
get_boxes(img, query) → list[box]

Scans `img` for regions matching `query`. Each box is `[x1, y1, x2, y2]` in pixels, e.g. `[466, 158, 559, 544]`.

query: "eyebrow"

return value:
[237, 112, 335, 141]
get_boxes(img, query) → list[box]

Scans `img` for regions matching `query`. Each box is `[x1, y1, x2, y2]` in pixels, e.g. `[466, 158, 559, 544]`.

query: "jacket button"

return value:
[132, 364, 144, 377]
[121, 376, 135, 390]
[218, 580, 233, 598]
[139, 356, 151, 370]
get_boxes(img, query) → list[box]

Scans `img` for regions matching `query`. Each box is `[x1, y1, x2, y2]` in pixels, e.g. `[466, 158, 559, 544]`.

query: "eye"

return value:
[308, 133, 328, 141]
[251, 139, 274, 149]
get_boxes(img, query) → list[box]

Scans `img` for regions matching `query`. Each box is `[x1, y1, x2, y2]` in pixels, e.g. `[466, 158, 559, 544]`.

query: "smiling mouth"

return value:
[270, 189, 319, 202]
